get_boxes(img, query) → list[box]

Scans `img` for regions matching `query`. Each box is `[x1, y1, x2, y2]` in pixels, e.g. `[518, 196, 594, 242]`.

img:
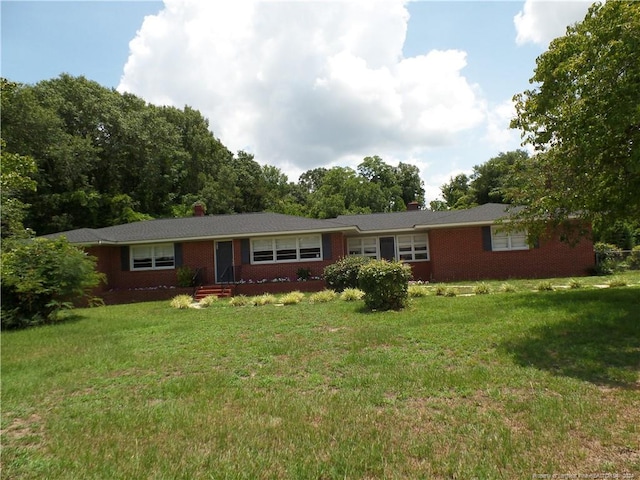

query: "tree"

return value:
[470, 150, 529, 205]
[440, 173, 473, 209]
[511, 1, 640, 235]
[0, 139, 37, 239]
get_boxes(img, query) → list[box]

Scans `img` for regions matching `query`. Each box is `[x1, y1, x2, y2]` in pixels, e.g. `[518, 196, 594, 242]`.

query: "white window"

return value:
[491, 227, 529, 251]
[347, 237, 378, 259]
[397, 234, 429, 261]
[251, 235, 322, 263]
[131, 244, 175, 270]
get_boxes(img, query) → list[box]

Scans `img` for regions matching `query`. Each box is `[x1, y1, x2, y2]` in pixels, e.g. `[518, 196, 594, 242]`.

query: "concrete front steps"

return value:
[193, 285, 233, 301]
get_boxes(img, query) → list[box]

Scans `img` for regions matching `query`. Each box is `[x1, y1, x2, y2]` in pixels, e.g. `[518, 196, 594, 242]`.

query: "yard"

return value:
[2, 273, 639, 479]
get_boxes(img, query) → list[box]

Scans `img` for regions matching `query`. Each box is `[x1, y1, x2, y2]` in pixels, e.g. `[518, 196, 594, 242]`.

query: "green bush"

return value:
[252, 294, 278, 306]
[229, 295, 250, 307]
[628, 246, 640, 270]
[1, 238, 104, 329]
[323, 256, 373, 292]
[357, 260, 412, 311]
[536, 280, 554, 291]
[594, 242, 624, 275]
[176, 266, 195, 287]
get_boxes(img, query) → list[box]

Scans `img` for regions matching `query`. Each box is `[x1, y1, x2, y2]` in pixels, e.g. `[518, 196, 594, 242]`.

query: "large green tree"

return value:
[511, 1, 640, 235]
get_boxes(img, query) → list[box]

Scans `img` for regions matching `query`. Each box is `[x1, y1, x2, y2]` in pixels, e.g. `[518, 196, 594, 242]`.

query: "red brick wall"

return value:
[429, 226, 594, 282]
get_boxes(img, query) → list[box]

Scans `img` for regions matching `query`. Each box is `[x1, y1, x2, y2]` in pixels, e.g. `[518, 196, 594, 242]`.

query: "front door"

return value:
[379, 237, 396, 261]
[215, 241, 234, 283]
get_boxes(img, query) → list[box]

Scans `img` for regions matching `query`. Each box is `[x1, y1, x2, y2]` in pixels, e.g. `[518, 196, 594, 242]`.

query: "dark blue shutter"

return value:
[174, 243, 183, 267]
[121, 246, 130, 271]
[482, 227, 492, 251]
[241, 239, 251, 264]
[532, 237, 540, 249]
[322, 234, 332, 260]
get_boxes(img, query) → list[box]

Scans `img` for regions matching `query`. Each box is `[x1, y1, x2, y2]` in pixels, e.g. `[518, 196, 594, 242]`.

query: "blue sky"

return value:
[1, 0, 593, 202]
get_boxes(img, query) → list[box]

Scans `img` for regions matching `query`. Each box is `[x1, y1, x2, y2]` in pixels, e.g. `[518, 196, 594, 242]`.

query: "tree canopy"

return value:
[511, 1, 640, 235]
[1, 75, 427, 235]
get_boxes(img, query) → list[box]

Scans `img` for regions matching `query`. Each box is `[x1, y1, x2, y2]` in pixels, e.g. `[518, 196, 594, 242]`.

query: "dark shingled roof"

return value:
[45, 212, 352, 245]
[44, 204, 520, 245]
[336, 203, 519, 232]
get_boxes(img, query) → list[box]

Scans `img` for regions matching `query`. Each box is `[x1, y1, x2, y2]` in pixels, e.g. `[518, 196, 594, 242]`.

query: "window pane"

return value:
[132, 246, 152, 269]
[300, 247, 321, 259]
[510, 231, 528, 249]
[252, 239, 273, 262]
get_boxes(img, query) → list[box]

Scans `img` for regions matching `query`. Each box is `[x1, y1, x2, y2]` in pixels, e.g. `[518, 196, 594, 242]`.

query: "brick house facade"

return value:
[48, 204, 595, 300]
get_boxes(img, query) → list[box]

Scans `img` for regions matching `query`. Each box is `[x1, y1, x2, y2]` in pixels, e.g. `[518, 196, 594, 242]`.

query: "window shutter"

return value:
[241, 239, 251, 264]
[322, 234, 332, 260]
[120, 246, 130, 271]
[482, 227, 492, 251]
[175, 243, 183, 267]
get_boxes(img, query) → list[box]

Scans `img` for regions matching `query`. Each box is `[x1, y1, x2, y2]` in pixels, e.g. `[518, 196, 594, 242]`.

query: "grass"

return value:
[2, 272, 639, 479]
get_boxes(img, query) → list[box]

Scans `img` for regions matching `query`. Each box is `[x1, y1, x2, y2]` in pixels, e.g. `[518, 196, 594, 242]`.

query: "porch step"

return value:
[193, 285, 233, 301]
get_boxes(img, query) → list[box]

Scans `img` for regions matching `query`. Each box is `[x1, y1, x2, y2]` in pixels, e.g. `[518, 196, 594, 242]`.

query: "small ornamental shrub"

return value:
[340, 288, 365, 302]
[568, 278, 583, 289]
[357, 260, 412, 311]
[324, 256, 373, 292]
[500, 283, 517, 293]
[176, 266, 195, 287]
[408, 284, 430, 297]
[473, 282, 491, 295]
[296, 267, 312, 281]
[280, 291, 305, 305]
[198, 295, 219, 307]
[229, 295, 250, 307]
[435, 285, 456, 297]
[536, 280, 554, 291]
[170, 295, 194, 309]
[606, 276, 628, 288]
[252, 294, 278, 306]
[309, 289, 338, 303]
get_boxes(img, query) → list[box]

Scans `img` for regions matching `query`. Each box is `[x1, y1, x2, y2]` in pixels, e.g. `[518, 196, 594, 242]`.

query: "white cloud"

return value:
[514, 0, 593, 46]
[484, 99, 520, 152]
[119, 0, 486, 179]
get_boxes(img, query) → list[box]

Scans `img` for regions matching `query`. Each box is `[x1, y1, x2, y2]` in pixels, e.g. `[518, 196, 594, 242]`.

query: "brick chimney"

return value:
[407, 201, 420, 211]
[193, 203, 205, 217]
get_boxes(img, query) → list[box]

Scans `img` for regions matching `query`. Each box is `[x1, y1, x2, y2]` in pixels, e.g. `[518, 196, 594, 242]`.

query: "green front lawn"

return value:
[2, 273, 639, 479]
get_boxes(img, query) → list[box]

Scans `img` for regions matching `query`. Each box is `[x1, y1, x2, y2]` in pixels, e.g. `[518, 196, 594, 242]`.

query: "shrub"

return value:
[628, 246, 640, 270]
[594, 242, 624, 275]
[606, 276, 628, 288]
[280, 291, 305, 305]
[568, 278, 583, 289]
[176, 266, 195, 287]
[357, 260, 412, 311]
[500, 283, 517, 293]
[340, 288, 365, 301]
[229, 295, 250, 307]
[324, 256, 373, 292]
[296, 267, 312, 281]
[408, 284, 430, 297]
[198, 295, 219, 307]
[473, 282, 491, 295]
[1, 237, 104, 329]
[309, 289, 337, 303]
[252, 294, 278, 306]
[170, 295, 194, 309]
[435, 285, 456, 297]
[536, 280, 554, 291]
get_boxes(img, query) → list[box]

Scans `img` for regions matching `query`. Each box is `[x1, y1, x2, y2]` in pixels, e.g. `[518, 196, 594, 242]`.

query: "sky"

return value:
[1, 0, 594, 203]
